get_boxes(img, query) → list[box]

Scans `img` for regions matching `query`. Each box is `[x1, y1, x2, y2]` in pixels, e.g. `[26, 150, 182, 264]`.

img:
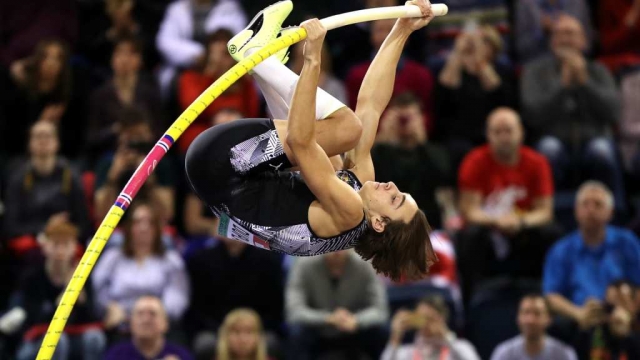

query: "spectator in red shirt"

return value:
[598, 0, 640, 74]
[456, 107, 560, 306]
[177, 28, 259, 153]
[346, 19, 435, 133]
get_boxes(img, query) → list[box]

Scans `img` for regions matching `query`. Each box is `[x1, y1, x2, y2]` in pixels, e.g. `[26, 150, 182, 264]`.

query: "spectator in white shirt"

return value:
[155, 0, 246, 95]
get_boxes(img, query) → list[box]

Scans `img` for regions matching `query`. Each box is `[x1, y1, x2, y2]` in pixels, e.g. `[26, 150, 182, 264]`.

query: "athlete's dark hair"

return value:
[355, 209, 437, 281]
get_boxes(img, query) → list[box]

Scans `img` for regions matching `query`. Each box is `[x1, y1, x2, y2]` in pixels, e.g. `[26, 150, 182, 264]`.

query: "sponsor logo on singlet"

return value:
[217, 213, 271, 250]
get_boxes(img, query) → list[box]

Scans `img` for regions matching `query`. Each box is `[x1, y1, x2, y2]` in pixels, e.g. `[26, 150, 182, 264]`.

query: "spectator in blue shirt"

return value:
[543, 180, 640, 330]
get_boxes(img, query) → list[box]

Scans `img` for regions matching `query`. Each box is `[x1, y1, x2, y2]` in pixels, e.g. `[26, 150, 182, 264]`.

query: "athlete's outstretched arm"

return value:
[345, 0, 435, 179]
[286, 24, 323, 149]
[286, 19, 363, 227]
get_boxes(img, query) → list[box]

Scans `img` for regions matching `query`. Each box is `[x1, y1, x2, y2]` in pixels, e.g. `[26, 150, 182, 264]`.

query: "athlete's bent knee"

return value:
[340, 108, 363, 149]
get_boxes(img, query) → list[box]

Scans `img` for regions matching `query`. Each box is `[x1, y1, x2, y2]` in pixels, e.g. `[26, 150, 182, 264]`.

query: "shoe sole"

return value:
[228, 0, 292, 57]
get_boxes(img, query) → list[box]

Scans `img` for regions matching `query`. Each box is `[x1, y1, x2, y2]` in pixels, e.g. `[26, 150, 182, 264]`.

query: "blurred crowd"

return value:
[1, 0, 640, 359]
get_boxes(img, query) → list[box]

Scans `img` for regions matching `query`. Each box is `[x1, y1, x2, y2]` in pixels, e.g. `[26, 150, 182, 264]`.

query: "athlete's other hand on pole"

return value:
[398, 0, 435, 31]
[300, 18, 327, 62]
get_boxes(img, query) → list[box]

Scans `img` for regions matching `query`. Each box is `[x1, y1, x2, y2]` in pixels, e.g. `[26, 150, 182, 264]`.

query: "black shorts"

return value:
[185, 118, 305, 227]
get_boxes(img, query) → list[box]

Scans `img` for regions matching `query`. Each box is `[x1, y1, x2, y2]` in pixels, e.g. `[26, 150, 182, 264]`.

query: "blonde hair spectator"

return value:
[216, 309, 268, 360]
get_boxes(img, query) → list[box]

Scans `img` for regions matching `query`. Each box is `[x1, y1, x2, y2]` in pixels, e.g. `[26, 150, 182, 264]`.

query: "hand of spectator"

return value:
[396, 0, 435, 32]
[427, 315, 449, 340]
[39, 103, 66, 124]
[104, 302, 127, 329]
[558, 49, 587, 85]
[325, 312, 339, 328]
[376, 109, 401, 144]
[577, 299, 606, 330]
[163, 356, 181, 360]
[332, 308, 358, 333]
[9, 59, 27, 84]
[565, 51, 587, 84]
[453, 32, 472, 55]
[609, 306, 633, 338]
[494, 213, 521, 235]
[619, 283, 638, 316]
[326, 309, 347, 331]
[470, 31, 490, 67]
[391, 309, 413, 338]
[110, 0, 134, 25]
[607, 282, 638, 316]
[561, 61, 573, 87]
[107, 147, 136, 185]
[338, 313, 358, 333]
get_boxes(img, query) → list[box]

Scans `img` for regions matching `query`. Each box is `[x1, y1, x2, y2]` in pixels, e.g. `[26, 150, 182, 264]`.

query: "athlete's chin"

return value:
[362, 181, 375, 192]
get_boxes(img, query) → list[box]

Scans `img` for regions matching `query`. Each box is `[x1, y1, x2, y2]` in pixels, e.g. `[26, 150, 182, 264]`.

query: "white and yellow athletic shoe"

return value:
[273, 26, 301, 65]
[227, 0, 293, 63]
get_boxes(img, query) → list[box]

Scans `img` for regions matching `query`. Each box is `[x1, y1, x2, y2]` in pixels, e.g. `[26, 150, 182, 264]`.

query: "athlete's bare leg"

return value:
[250, 55, 361, 167]
[273, 107, 361, 167]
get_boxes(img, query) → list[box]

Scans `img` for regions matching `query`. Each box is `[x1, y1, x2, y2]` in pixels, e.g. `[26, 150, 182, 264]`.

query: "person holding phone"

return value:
[382, 295, 480, 360]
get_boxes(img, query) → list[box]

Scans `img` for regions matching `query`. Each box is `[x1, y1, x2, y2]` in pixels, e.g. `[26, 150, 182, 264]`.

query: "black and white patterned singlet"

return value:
[185, 118, 369, 257]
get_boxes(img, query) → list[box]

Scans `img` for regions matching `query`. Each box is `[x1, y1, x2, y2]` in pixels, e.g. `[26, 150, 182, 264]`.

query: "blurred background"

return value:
[0, 0, 639, 359]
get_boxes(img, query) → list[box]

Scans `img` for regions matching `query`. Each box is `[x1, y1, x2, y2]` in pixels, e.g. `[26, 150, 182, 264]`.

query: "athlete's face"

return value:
[360, 181, 419, 232]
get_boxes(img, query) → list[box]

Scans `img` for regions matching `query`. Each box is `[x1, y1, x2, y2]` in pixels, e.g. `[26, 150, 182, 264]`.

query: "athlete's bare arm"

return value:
[345, 0, 435, 182]
[285, 19, 363, 233]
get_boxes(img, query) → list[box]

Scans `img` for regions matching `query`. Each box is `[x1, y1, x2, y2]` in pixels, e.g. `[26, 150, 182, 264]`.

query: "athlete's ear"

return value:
[372, 214, 387, 233]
